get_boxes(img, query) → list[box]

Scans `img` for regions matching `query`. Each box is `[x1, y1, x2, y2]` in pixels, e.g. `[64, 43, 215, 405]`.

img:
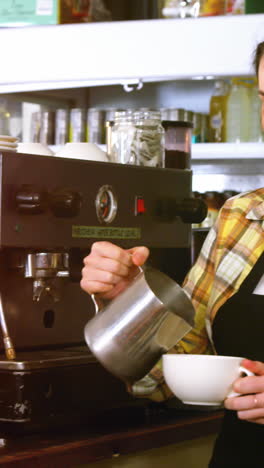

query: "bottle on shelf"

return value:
[200, 191, 223, 228]
[209, 80, 229, 143]
[200, 113, 209, 142]
[200, 0, 225, 16]
[192, 112, 202, 143]
[7, 100, 22, 140]
[248, 79, 263, 142]
[69, 108, 86, 143]
[225, 0, 245, 14]
[244, 0, 264, 14]
[225, 77, 250, 143]
[55, 109, 69, 146]
[162, 0, 201, 18]
[0, 98, 10, 136]
[40, 109, 55, 146]
[222, 190, 239, 201]
[86, 108, 106, 145]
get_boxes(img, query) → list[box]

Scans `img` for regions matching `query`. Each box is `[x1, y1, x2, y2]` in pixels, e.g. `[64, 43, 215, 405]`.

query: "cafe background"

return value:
[0, 1, 264, 467]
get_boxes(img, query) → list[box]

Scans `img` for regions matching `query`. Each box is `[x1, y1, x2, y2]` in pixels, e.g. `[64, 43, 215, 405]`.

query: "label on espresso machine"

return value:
[72, 225, 141, 239]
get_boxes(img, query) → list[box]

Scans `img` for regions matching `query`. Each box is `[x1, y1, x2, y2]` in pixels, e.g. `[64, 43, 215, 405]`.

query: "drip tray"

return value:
[0, 346, 94, 370]
[0, 346, 138, 434]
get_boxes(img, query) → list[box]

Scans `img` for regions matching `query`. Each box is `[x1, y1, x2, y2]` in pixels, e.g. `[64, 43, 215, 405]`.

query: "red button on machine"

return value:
[135, 196, 146, 215]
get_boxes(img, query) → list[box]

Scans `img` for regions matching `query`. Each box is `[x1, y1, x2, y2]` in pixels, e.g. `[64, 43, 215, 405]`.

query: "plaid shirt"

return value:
[133, 188, 264, 401]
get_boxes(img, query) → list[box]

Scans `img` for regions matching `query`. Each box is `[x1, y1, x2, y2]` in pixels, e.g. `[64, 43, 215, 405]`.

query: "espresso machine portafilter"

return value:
[0, 151, 206, 433]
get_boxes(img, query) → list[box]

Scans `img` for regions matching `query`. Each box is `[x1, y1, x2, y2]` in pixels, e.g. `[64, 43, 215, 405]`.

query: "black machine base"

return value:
[0, 347, 145, 435]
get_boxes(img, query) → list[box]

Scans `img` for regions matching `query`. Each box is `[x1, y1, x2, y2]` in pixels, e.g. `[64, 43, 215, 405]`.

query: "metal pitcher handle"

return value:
[91, 264, 145, 314]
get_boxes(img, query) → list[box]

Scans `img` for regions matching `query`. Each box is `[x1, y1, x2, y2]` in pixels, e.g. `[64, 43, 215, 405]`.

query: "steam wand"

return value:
[0, 293, 16, 360]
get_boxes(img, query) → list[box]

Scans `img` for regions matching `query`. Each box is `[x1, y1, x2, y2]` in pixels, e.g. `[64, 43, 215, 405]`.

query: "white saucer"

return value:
[0, 141, 18, 148]
[0, 135, 19, 143]
[0, 146, 17, 152]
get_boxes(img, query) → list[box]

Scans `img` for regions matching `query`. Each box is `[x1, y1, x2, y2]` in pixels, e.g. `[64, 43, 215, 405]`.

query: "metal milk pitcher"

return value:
[84, 267, 195, 383]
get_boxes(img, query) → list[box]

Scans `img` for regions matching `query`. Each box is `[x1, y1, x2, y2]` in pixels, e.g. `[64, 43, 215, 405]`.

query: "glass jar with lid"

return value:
[131, 110, 165, 167]
[162, 120, 193, 169]
[110, 110, 136, 164]
[0, 98, 10, 135]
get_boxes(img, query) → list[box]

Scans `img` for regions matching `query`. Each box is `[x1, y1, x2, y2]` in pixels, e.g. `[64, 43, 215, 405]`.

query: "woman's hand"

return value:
[80, 241, 149, 301]
[225, 359, 264, 424]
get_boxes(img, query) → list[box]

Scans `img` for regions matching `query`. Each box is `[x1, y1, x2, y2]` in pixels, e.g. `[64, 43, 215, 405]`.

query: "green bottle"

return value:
[245, 0, 264, 14]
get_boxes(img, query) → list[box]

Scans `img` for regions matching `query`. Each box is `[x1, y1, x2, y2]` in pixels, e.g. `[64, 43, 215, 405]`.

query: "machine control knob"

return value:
[15, 185, 47, 214]
[176, 198, 208, 224]
[156, 197, 208, 224]
[49, 188, 82, 217]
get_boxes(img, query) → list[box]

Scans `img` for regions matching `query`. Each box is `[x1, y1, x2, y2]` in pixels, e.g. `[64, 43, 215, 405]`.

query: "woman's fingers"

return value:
[80, 260, 127, 295]
[225, 392, 264, 411]
[237, 409, 264, 423]
[80, 278, 114, 295]
[90, 241, 134, 267]
[224, 361, 264, 425]
[240, 359, 264, 376]
[128, 246, 150, 266]
[233, 374, 264, 395]
[81, 267, 122, 287]
[84, 255, 131, 279]
[225, 391, 264, 424]
[85, 242, 149, 270]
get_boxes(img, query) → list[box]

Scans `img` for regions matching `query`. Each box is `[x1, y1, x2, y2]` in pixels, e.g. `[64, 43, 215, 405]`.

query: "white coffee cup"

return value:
[163, 354, 254, 406]
[55, 143, 108, 162]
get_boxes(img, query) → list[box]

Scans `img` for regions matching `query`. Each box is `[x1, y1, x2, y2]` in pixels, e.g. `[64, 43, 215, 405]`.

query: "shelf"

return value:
[191, 144, 264, 191]
[1, 14, 264, 93]
[192, 142, 264, 160]
[50, 143, 264, 161]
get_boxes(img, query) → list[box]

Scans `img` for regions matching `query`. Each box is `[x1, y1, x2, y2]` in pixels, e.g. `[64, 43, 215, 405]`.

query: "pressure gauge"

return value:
[95, 185, 117, 224]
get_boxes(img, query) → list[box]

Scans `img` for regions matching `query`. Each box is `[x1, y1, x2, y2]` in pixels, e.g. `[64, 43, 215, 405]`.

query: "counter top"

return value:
[0, 406, 223, 467]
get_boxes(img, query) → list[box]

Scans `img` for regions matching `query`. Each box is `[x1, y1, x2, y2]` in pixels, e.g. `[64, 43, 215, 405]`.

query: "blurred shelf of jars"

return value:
[0, 5, 264, 194]
[190, 144, 264, 193]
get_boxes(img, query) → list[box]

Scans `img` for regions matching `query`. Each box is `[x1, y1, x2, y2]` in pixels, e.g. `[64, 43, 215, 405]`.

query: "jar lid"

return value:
[162, 120, 193, 129]
[114, 110, 134, 122]
[133, 110, 161, 120]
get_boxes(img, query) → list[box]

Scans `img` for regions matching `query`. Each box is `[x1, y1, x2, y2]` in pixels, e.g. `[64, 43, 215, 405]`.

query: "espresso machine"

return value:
[0, 151, 206, 434]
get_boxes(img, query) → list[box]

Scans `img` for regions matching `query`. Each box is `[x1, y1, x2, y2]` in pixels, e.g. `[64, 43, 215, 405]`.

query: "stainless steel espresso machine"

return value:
[0, 151, 206, 434]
